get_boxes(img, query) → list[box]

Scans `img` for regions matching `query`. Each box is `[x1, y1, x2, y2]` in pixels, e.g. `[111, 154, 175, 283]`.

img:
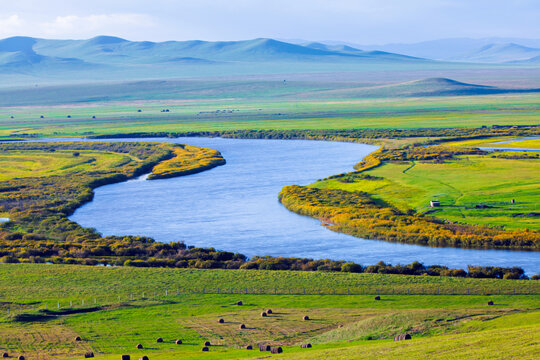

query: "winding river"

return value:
[68, 137, 539, 274]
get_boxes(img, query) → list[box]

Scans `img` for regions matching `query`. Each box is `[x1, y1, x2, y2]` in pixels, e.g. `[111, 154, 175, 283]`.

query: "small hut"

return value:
[430, 200, 440, 207]
[270, 347, 283, 354]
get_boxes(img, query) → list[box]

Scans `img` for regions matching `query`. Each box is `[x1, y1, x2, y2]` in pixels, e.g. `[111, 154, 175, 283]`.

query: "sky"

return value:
[0, 0, 539, 44]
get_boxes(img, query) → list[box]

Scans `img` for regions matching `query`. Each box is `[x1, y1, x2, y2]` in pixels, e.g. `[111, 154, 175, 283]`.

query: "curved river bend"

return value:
[69, 137, 539, 274]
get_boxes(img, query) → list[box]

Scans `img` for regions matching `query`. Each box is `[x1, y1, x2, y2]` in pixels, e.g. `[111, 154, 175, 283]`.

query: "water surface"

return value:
[69, 137, 539, 274]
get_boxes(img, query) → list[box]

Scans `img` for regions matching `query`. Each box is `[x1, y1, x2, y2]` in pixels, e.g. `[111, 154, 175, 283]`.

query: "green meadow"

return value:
[1, 93, 539, 138]
[0, 264, 538, 359]
[313, 150, 540, 230]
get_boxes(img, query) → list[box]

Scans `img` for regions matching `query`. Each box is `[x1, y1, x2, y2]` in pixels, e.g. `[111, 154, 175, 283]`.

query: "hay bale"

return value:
[303, 315, 310, 321]
[139, 357, 149, 360]
[374, 296, 381, 300]
[175, 339, 182, 345]
[300, 343, 312, 348]
[266, 309, 273, 314]
[239, 324, 246, 329]
[204, 341, 211, 346]
[218, 318, 225, 323]
[245, 345, 253, 350]
[136, 343, 143, 349]
[156, 337, 163, 343]
[236, 301, 243, 305]
[2, 353, 8, 358]
[75, 336, 82, 341]
[122, 355, 130, 360]
[488, 300, 494, 306]
[270, 347, 283, 354]
[261, 312, 267, 317]
[18, 357, 25, 360]
[394, 334, 411, 341]
[259, 345, 271, 351]
[338, 324, 344, 328]
[84, 352, 94, 358]
[202, 347, 209, 352]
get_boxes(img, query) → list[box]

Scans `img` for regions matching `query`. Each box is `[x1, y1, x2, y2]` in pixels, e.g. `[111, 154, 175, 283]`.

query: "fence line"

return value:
[2, 286, 539, 316]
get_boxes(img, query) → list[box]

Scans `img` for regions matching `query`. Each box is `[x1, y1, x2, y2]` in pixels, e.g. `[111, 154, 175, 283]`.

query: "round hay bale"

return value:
[300, 343, 312, 348]
[270, 347, 283, 354]
[75, 336, 82, 341]
[204, 341, 211, 346]
[374, 296, 381, 300]
[404, 334, 411, 340]
[338, 324, 344, 328]
[259, 345, 271, 351]
[239, 324, 246, 329]
[303, 315, 310, 321]
[236, 301, 243, 305]
[156, 337, 163, 343]
[175, 339, 182, 345]
[218, 318, 225, 323]
[488, 300, 494, 306]
[245, 345, 253, 350]
[136, 343, 143, 349]
[18, 356, 25, 360]
[202, 347, 209, 352]
[394, 333, 411, 341]
[84, 352, 94, 358]
[261, 312, 267, 317]
[266, 309, 273, 314]
[2, 353, 8, 358]
[139, 356, 149, 360]
[121, 355, 130, 360]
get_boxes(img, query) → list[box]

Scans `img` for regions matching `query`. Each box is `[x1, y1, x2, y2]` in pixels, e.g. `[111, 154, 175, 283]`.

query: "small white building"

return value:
[430, 200, 440, 207]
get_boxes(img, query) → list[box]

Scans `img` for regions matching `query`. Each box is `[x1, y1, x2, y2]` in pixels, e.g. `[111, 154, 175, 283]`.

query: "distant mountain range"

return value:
[0, 36, 538, 85]
[0, 36, 425, 69]
[314, 37, 540, 63]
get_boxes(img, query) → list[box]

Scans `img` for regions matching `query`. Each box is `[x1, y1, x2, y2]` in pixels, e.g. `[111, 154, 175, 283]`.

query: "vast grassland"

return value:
[1, 94, 539, 139]
[0, 264, 538, 359]
[313, 153, 540, 230]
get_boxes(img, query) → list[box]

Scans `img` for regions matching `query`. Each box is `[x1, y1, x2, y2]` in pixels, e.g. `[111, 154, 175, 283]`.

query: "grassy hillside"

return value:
[0, 264, 538, 360]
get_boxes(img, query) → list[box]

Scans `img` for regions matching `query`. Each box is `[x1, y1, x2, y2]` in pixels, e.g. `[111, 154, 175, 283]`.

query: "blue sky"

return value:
[0, 0, 539, 43]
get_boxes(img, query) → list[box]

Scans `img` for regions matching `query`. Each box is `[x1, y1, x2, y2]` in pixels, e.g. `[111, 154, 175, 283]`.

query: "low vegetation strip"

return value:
[148, 144, 225, 180]
[279, 144, 540, 250]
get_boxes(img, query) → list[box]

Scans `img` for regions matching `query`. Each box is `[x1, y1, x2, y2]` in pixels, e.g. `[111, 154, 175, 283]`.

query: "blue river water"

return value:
[67, 137, 539, 274]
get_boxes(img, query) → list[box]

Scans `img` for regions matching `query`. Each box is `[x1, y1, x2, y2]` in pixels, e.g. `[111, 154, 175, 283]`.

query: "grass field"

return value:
[1, 93, 539, 139]
[446, 136, 540, 149]
[313, 152, 540, 230]
[0, 264, 538, 359]
[0, 149, 137, 182]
